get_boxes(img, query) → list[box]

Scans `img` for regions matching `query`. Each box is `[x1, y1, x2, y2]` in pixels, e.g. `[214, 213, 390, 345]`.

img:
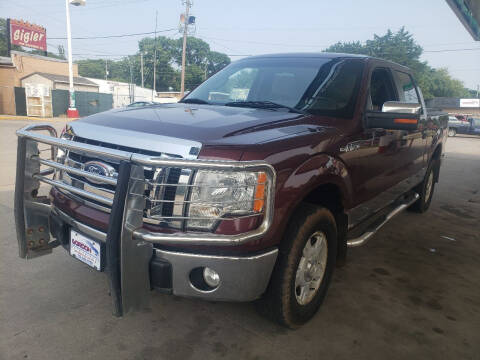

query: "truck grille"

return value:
[58, 136, 187, 229]
[18, 123, 275, 243]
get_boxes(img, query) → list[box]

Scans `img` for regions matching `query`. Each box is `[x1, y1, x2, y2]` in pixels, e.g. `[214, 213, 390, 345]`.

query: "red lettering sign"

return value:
[9, 19, 47, 52]
[72, 239, 91, 253]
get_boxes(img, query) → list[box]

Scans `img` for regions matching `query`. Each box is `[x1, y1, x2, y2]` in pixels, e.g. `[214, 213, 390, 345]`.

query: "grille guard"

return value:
[14, 124, 276, 316]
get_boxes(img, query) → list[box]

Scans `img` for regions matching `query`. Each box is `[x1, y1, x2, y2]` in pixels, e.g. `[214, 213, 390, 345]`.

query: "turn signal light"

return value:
[253, 172, 267, 213]
[394, 118, 418, 124]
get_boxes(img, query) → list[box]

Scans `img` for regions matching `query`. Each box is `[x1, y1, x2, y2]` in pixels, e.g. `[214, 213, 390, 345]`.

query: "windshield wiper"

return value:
[180, 98, 210, 105]
[224, 101, 305, 114]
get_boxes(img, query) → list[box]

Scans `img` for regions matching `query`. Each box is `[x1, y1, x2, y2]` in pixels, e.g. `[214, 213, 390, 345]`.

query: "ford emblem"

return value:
[83, 161, 117, 184]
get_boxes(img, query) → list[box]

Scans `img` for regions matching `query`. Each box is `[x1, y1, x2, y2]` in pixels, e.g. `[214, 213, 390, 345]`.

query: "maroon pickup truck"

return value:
[14, 53, 447, 328]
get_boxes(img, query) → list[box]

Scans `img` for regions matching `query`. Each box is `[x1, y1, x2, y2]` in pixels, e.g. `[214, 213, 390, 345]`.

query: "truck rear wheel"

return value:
[259, 203, 337, 328]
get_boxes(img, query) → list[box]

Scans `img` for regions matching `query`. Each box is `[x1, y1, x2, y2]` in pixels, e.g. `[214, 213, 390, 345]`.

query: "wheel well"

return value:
[302, 183, 347, 265]
[303, 183, 343, 213]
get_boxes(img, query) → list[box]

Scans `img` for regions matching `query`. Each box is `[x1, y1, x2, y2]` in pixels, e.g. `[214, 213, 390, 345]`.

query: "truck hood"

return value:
[70, 103, 328, 157]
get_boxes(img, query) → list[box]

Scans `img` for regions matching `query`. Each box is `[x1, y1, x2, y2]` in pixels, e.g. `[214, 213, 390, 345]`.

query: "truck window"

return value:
[368, 68, 398, 111]
[184, 57, 364, 118]
[394, 71, 419, 103]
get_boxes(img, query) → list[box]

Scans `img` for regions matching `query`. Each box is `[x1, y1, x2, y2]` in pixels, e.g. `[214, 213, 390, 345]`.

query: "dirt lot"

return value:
[1, 120, 479, 360]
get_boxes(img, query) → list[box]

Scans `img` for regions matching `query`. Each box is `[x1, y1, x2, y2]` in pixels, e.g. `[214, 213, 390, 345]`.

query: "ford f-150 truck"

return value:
[14, 53, 447, 328]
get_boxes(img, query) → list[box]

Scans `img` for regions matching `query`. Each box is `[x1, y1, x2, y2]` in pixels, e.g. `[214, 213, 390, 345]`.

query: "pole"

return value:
[105, 59, 108, 80]
[152, 11, 158, 101]
[180, 0, 191, 97]
[140, 53, 144, 88]
[65, 0, 77, 117]
[129, 59, 134, 103]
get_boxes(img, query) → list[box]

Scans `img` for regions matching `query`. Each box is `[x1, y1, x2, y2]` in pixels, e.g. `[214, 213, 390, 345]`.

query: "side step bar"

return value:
[347, 192, 420, 248]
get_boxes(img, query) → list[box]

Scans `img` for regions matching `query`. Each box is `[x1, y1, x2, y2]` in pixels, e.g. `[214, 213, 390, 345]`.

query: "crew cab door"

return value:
[344, 64, 426, 225]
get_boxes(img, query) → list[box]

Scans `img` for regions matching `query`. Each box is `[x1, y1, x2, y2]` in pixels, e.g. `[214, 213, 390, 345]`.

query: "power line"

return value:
[423, 48, 480, 53]
[50, 28, 177, 40]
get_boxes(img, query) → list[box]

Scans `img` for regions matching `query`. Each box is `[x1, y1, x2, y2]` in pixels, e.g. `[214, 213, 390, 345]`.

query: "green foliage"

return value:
[77, 36, 231, 91]
[324, 27, 475, 100]
[0, 18, 22, 56]
[77, 59, 106, 79]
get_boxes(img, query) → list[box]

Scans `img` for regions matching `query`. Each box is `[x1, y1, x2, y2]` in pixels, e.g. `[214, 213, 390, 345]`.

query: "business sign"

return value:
[9, 19, 47, 51]
[460, 98, 480, 108]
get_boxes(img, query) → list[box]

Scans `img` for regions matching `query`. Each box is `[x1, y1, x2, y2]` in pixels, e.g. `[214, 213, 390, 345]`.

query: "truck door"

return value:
[343, 65, 426, 223]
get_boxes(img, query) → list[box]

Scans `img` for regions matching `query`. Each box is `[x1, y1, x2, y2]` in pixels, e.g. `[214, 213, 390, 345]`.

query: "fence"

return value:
[4, 87, 113, 118]
[52, 90, 113, 117]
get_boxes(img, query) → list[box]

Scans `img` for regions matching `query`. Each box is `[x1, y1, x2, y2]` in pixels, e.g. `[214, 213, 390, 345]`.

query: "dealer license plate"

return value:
[70, 230, 101, 271]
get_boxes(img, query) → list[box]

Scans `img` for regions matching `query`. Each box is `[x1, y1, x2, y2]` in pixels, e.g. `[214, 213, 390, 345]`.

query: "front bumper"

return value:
[14, 124, 277, 315]
[51, 207, 277, 302]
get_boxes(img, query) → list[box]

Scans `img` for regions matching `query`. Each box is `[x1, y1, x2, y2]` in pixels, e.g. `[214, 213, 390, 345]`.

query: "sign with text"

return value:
[9, 19, 47, 51]
[460, 98, 480, 108]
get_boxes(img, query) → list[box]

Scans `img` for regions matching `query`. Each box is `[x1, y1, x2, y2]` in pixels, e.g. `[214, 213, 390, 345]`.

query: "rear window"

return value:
[394, 71, 419, 103]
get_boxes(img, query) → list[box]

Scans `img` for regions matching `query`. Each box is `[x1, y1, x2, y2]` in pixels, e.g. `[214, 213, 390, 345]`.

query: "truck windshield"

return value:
[182, 57, 364, 118]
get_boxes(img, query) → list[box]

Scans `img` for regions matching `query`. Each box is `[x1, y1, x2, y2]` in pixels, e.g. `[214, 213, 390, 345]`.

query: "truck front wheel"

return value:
[259, 204, 337, 328]
[448, 128, 456, 137]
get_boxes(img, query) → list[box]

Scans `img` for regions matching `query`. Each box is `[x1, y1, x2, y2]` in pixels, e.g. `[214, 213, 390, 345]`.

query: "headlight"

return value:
[56, 125, 73, 163]
[187, 170, 267, 230]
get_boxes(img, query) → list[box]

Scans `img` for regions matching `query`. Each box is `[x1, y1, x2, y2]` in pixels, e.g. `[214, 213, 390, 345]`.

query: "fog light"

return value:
[203, 267, 220, 288]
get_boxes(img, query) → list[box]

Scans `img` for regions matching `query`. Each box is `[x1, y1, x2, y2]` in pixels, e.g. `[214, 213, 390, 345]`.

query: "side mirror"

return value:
[382, 101, 421, 114]
[365, 108, 419, 131]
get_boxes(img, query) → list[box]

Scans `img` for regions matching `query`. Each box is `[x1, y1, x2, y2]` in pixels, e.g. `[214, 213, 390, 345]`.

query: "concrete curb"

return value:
[0, 115, 73, 122]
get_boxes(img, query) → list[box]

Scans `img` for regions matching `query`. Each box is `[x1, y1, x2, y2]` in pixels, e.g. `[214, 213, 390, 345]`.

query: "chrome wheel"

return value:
[294, 231, 328, 306]
[425, 171, 434, 202]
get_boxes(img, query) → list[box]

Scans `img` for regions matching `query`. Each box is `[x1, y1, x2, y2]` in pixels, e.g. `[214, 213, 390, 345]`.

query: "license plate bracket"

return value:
[70, 229, 103, 271]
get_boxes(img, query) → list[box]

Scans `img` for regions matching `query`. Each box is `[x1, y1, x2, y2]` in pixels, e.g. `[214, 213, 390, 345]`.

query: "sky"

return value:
[2, 0, 479, 90]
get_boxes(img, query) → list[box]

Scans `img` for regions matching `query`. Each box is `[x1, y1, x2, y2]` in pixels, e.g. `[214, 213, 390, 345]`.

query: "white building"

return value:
[86, 78, 180, 108]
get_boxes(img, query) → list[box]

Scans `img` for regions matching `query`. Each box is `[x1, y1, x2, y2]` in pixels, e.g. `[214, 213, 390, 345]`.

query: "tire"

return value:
[259, 203, 337, 328]
[409, 161, 437, 213]
[448, 128, 456, 137]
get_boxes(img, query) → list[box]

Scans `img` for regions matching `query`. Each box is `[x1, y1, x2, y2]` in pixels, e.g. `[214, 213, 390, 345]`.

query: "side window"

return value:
[368, 68, 398, 111]
[394, 71, 419, 103]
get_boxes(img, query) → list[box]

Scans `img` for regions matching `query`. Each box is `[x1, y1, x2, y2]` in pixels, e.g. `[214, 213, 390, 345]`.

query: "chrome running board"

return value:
[347, 192, 420, 248]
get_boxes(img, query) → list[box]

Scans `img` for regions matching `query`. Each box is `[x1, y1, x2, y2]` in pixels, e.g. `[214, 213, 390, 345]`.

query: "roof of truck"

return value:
[241, 52, 411, 72]
[244, 52, 369, 59]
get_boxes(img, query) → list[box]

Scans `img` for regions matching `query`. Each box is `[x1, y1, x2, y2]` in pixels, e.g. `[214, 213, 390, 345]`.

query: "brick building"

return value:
[0, 51, 80, 115]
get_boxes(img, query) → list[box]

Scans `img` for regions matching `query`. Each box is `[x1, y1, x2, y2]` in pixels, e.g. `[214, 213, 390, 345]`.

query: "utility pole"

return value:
[152, 11, 158, 101]
[140, 53, 144, 88]
[105, 59, 108, 80]
[180, 0, 192, 97]
[128, 58, 134, 103]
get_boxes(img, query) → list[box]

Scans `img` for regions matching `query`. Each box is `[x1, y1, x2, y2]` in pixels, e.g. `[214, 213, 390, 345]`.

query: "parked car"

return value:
[448, 115, 471, 136]
[448, 116, 480, 136]
[467, 117, 480, 135]
[14, 53, 447, 328]
[127, 101, 154, 108]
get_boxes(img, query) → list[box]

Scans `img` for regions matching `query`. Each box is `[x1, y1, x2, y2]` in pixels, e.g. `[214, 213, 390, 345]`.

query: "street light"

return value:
[65, 0, 85, 118]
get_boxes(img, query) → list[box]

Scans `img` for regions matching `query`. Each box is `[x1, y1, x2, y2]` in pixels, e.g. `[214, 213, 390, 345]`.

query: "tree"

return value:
[77, 36, 231, 92]
[77, 59, 106, 79]
[324, 27, 475, 100]
[0, 18, 21, 56]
